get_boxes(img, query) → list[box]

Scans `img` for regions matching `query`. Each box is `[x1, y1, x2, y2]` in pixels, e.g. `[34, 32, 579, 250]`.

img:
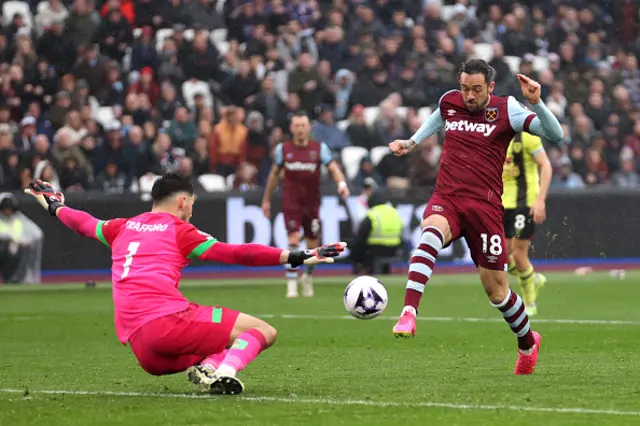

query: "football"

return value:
[344, 276, 388, 319]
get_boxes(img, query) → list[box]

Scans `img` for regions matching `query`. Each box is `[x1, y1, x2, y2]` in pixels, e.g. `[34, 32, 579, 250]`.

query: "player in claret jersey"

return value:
[262, 111, 350, 298]
[388, 59, 563, 375]
[25, 174, 345, 395]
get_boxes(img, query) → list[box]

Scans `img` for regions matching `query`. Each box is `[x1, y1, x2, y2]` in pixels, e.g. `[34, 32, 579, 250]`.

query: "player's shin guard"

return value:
[217, 329, 268, 376]
[517, 266, 535, 297]
[404, 226, 444, 312]
[492, 288, 535, 350]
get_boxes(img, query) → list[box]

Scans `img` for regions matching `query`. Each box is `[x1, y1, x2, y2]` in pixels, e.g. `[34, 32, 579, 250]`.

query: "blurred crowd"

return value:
[1, 0, 640, 194]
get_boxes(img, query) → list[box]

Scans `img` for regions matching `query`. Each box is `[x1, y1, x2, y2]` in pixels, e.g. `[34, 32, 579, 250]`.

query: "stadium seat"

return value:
[95, 107, 115, 128]
[441, 5, 456, 21]
[370, 146, 390, 166]
[211, 29, 227, 45]
[3, 1, 33, 27]
[504, 56, 521, 74]
[198, 174, 227, 192]
[417, 107, 432, 122]
[363, 107, 379, 128]
[182, 79, 212, 109]
[184, 29, 195, 41]
[138, 174, 160, 194]
[337, 120, 349, 132]
[225, 174, 235, 190]
[133, 28, 142, 38]
[532, 55, 549, 72]
[36, 1, 48, 14]
[216, 40, 230, 56]
[472, 43, 493, 62]
[396, 106, 408, 120]
[341, 146, 369, 180]
[404, 18, 414, 28]
[155, 28, 174, 51]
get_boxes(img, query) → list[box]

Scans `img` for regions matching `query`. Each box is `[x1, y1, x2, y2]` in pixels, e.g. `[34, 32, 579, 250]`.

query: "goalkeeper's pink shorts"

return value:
[128, 303, 239, 376]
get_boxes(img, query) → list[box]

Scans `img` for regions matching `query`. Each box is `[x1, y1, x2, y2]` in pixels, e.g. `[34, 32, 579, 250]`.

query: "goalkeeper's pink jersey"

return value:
[95, 212, 217, 343]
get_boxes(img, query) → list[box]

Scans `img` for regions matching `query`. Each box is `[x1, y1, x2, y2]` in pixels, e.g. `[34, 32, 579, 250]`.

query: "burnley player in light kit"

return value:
[389, 59, 563, 375]
[262, 111, 350, 298]
[24, 174, 345, 395]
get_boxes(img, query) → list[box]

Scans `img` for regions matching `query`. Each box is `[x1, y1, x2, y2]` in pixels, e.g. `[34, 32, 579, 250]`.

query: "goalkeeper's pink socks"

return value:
[216, 329, 268, 376]
[201, 350, 229, 369]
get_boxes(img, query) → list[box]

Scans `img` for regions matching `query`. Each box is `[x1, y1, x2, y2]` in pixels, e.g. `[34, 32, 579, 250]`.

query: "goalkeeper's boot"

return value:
[186, 365, 217, 392]
[301, 273, 314, 297]
[392, 307, 416, 338]
[514, 331, 541, 375]
[187, 365, 245, 395]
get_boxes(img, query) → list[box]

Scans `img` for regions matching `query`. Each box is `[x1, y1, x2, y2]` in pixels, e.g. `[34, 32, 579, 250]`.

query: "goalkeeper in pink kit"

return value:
[25, 173, 345, 395]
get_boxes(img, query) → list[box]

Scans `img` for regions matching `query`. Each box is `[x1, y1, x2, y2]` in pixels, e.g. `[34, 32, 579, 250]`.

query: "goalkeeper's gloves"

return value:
[288, 242, 347, 267]
[24, 180, 66, 216]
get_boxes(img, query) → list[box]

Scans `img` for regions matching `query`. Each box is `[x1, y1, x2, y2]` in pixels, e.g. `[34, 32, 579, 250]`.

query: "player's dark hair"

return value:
[458, 59, 496, 84]
[151, 172, 194, 203]
[292, 111, 308, 118]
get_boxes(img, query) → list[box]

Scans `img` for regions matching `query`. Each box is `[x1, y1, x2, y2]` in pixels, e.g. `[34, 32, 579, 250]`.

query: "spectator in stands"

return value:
[50, 128, 91, 176]
[92, 161, 126, 194]
[13, 116, 38, 154]
[167, 106, 197, 150]
[59, 154, 90, 191]
[353, 155, 383, 190]
[223, 59, 260, 107]
[244, 111, 269, 170]
[612, 148, 640, 187]
[287, 52, 325, 115]
[36, 20, 76, 77]
[311, 105, 351, 152]
[376, 149, 410, 190]
[130, 26, 158, 72]
[66, 0, 101, 49]
[2, 151, 21, 190]
[232, 162, 259, 192]
[410, 135, 441, 188]
[33, 159, 61, 191]
[249, 74, 286, 130]
[209, 106, 247, 177]
[552, 157, 586, 189]
[36, 0, 69, 35]
[191, 136, 211, 176]
[176, 156, 204, 192]
[333, 69, 354, 120]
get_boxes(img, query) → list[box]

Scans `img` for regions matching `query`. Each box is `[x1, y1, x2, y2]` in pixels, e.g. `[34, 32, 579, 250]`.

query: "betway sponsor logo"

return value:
[126, 222, 168, 232]
[445, 120, 497, 137]
[285, 162, 318, 172]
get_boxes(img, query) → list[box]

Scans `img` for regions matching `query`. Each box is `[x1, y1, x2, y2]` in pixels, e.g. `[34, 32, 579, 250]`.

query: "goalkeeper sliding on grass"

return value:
[25, 173, 345, 395]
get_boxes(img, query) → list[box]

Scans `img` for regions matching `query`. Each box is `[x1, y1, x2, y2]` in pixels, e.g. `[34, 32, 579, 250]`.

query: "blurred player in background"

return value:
[262, 111, 349, 298]
[502, 133, 552, 316]
[389, 59, 563, 375]
[25, 174, 345, 395]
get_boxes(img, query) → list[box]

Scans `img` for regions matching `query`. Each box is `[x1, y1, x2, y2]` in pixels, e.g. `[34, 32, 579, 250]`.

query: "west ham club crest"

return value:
[485, 107, 499, 122]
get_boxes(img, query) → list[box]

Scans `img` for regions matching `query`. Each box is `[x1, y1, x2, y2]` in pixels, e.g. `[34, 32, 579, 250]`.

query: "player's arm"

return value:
[511, 76, 564, 143]
[530, 143, 552, 224]
[177, 224, 346, 267]
[24, 180, 125, 245]
[261, 144, 284, 218]
[389, 107, 445, 155]
[322, 142, 349, 199]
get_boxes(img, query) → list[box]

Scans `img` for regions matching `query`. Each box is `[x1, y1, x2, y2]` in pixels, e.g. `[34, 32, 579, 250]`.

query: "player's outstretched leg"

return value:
[189, 313, 277, 395]
[285, 243, 300, 298]
[511, 239, 545, 316]
[393, 216, 449, 338]
[479, 268, 541, 375]
[301, 237, 319, 297]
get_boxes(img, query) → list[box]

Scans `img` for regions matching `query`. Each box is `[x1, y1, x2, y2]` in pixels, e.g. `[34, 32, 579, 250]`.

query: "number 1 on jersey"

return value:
[122, 242, 140, 279]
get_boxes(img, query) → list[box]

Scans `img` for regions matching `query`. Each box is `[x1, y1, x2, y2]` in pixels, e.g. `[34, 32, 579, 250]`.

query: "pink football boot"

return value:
[514, 331, 541, 375]
[392, 309, 416, 338]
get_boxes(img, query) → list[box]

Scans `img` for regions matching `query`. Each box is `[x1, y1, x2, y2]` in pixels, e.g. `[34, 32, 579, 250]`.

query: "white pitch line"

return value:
[257, 314, 640, 326]
[0, 388, 638, 417]
[0, 314, 638, 326]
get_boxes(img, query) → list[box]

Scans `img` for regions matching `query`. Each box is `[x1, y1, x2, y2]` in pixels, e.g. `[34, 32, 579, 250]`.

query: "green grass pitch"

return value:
[1, 272, 640, 425]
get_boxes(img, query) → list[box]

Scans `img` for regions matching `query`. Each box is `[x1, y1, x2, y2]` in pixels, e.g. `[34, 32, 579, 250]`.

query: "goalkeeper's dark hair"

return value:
[151, 172, 194, 203]
[458, 59, 496, 84]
